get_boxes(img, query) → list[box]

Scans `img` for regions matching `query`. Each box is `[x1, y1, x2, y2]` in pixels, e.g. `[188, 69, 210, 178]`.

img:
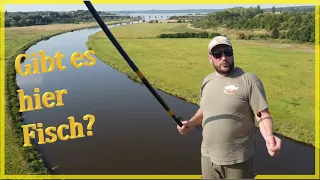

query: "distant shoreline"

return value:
[105, 5, 314, 14]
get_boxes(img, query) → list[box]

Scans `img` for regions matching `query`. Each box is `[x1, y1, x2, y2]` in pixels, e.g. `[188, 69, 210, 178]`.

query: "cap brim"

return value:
[209, 43, 232, 52]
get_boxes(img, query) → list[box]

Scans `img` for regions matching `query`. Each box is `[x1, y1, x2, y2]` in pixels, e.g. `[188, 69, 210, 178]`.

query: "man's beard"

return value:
[213, 61, 234, 75]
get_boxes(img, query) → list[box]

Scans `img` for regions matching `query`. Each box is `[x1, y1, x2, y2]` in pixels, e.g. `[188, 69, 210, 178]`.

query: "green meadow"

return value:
[87, 23, 315, 146]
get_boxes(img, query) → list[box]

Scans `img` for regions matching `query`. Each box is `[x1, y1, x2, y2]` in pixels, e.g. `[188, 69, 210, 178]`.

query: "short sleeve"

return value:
[199, 79, 206, 108]
[199, 77, 208, 99]
[199, 74, 213, 109]
[199, 84, 203, 98]
[249, 79, 269, 113]
[199, 72, 215, 99]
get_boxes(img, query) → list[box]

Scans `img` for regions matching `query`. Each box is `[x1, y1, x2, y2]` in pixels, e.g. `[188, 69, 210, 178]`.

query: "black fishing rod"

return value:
[83, 0, 184, 127]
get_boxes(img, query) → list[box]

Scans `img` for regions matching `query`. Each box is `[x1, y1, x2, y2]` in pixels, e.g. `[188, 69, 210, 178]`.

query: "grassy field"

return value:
[87, 22, 315, 146]
[4, 22, 125, 175]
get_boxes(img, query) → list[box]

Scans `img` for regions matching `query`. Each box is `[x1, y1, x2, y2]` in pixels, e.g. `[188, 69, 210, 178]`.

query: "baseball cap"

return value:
[208, 36, 232, 53]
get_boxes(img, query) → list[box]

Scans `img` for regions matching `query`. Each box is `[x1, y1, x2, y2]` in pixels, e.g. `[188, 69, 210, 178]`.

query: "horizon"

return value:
[5, 4, 312, 12]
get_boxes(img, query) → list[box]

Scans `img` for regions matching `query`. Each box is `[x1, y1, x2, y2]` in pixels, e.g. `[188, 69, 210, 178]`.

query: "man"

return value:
[177, 36, 281, 179]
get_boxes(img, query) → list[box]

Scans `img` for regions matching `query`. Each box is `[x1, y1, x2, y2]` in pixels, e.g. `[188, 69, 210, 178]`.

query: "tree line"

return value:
[191, 6, 315, 43]
[5, 10, 132, 27]
[157, 32, 222, 38]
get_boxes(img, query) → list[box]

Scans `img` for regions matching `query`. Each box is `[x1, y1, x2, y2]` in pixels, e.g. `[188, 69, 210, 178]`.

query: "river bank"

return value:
[86, 22, 315, 146]
[4, 21, 128, 175]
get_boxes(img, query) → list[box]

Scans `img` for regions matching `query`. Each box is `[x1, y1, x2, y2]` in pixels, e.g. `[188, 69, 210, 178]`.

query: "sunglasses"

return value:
[211, 49, 233, 59]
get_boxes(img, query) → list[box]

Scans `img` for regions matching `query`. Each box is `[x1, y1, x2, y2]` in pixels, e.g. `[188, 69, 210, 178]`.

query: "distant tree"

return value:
[271, 27, 279, 38]
[309, 27, 315, 42]
[5, 19, 10, 27]
[10, 19, 18, 26]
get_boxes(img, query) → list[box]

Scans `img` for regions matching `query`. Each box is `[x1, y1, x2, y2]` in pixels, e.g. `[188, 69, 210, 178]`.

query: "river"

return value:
[16, 25, 315, 175]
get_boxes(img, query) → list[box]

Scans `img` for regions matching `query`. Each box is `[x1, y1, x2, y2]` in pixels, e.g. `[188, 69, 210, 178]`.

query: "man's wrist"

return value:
[264, 133, 274, 141]
[186, 120, 195, 129]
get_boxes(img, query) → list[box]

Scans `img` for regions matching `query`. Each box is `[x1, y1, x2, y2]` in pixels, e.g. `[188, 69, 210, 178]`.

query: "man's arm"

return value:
[186, 108, 203, 129]
[256, 108, 274, 140]
[256, 108, 281, 156]
[247, 74, 281, 156]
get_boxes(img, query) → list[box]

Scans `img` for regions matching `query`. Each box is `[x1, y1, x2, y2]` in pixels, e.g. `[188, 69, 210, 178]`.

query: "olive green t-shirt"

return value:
[199, 67, 269, 165]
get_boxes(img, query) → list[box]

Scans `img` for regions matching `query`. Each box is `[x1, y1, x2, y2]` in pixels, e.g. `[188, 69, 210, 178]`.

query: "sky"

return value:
[5, 4, 311, 12]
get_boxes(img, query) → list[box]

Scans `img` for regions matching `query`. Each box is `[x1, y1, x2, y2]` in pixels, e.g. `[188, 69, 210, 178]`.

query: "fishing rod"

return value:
[83, 0, 185, 127]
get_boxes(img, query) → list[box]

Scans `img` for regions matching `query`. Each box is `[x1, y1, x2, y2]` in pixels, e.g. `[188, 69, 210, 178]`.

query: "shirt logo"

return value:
[223, 83, 239, 94]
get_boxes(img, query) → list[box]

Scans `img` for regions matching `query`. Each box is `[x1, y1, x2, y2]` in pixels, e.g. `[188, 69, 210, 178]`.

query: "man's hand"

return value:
[177, 120, 193, 135]
[265, 135, 281, 156]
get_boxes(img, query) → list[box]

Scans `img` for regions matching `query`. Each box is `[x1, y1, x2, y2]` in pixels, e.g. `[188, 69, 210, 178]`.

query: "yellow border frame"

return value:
[0, 0, 4, 178]
[0, 0, 319, 179]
